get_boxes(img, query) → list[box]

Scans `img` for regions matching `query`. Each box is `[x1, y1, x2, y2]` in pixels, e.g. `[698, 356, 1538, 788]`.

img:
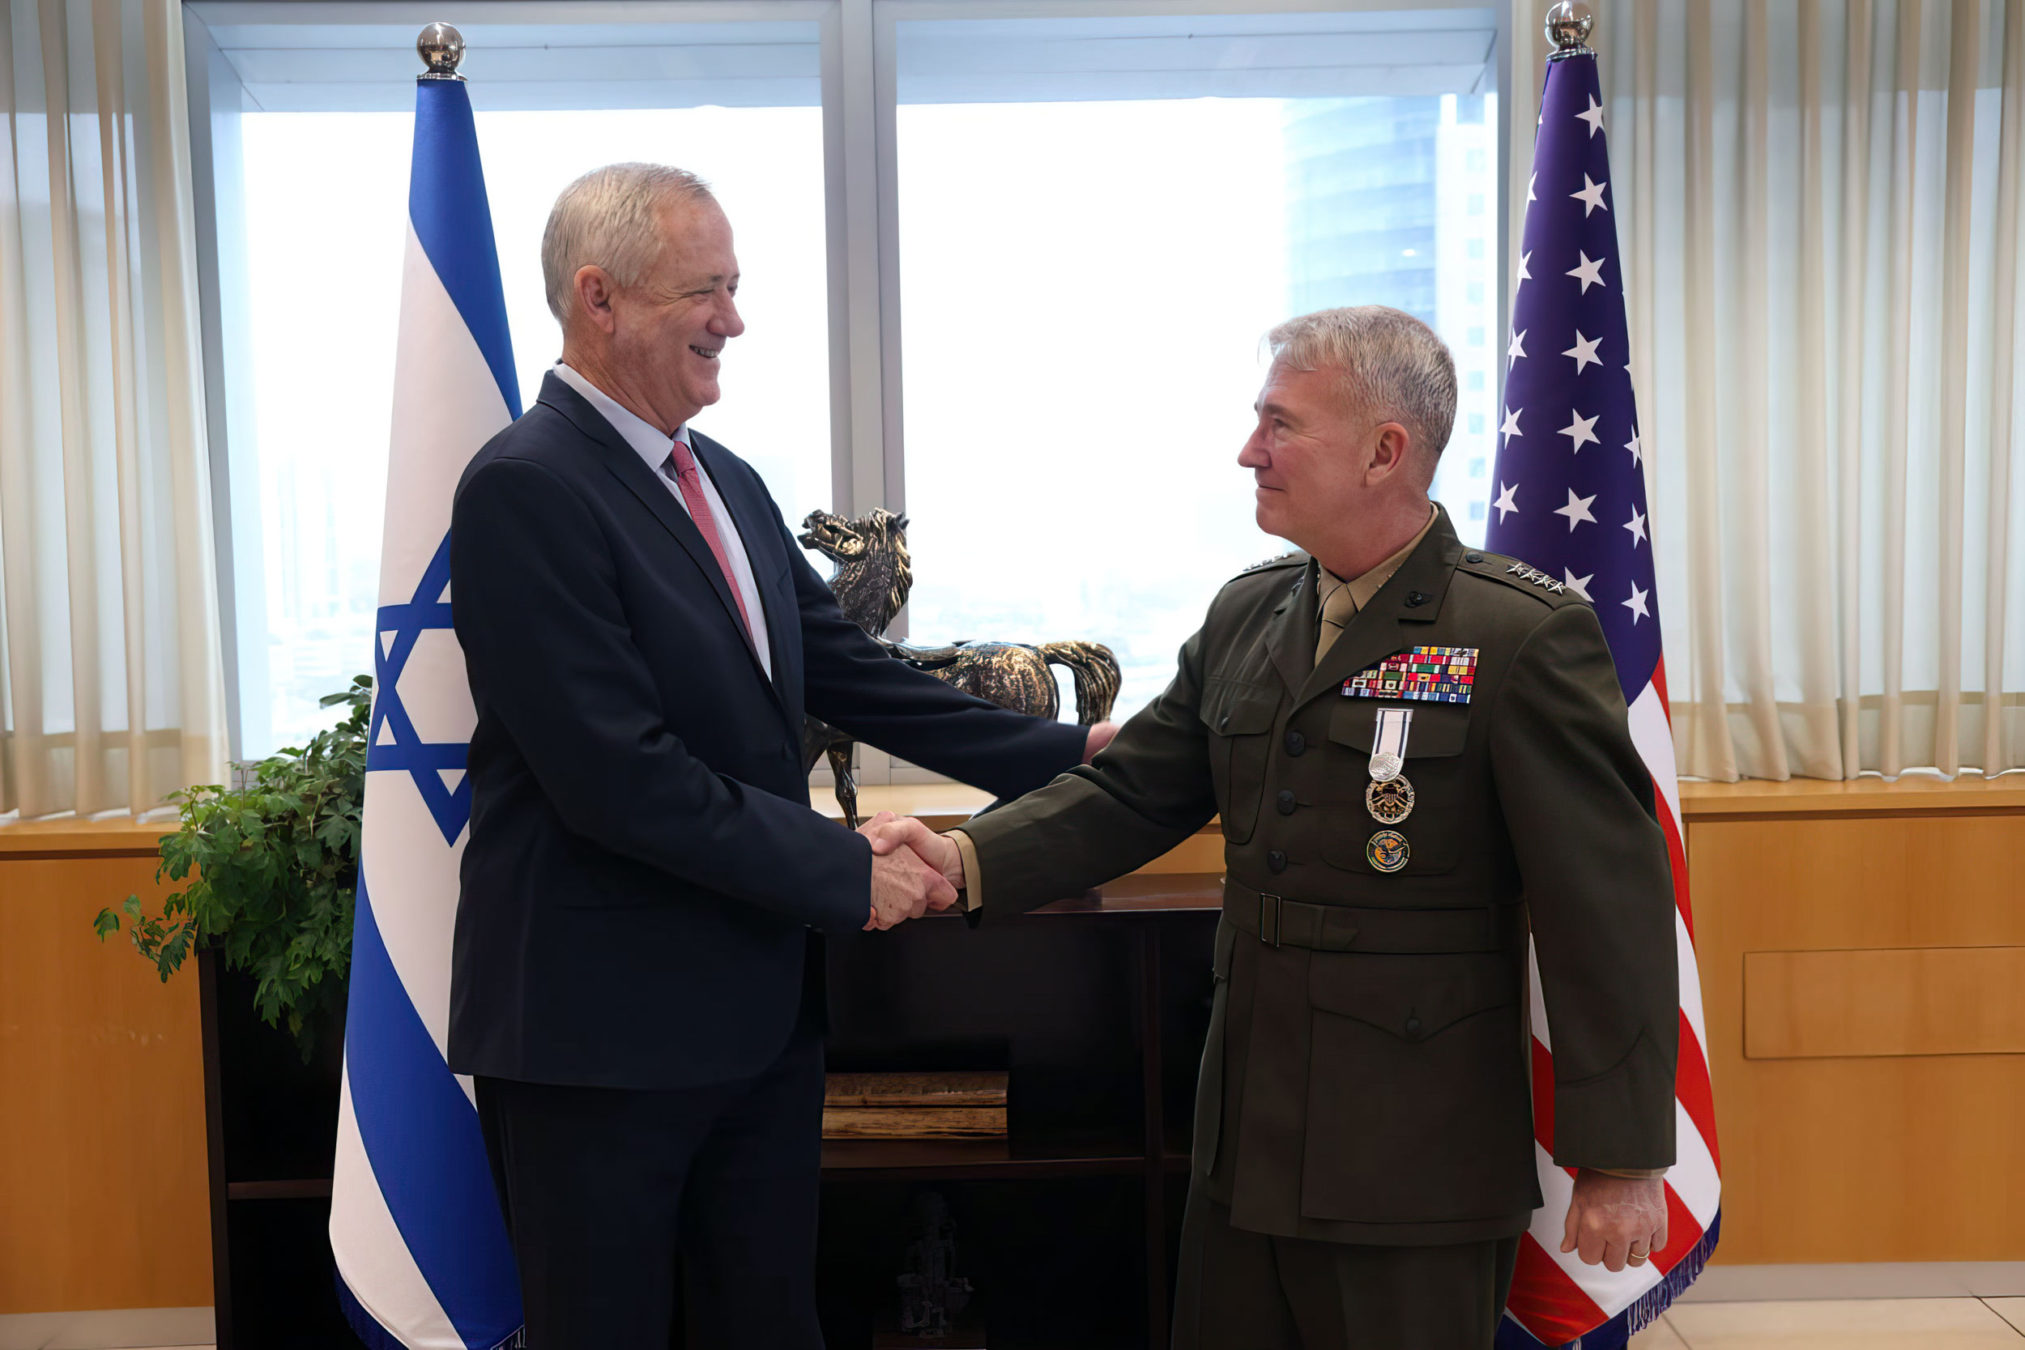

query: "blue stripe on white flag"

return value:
[346, 879, 522, 1347]
[408, 80, 521, 419]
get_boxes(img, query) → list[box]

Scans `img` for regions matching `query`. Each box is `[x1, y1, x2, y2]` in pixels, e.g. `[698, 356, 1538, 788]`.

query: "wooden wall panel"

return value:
[0, 843, 211, 1313]
[1745, 946, 2025, 1059]
[1688, 809, 2025, 1265]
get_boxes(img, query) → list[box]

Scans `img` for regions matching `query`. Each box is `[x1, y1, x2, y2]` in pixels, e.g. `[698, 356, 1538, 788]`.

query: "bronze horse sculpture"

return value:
[799, 508, 1121, 829]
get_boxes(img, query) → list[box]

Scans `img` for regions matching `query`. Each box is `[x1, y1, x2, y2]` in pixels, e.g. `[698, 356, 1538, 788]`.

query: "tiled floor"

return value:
[1630, 1299, 2025, 1348]
[86, 1302, 2025, 1350]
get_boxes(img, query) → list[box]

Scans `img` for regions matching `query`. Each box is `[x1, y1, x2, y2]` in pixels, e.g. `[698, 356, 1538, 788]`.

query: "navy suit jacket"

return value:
[447, 373, 1083, 1090]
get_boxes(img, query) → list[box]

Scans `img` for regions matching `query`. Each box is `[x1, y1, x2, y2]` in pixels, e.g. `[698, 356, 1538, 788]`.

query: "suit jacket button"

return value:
[1276, 789, 1296, 816]
[1404, 1015, 1424, 1039]
[1285, 730, 1306, 756]
[1267, 850, 1287, 874]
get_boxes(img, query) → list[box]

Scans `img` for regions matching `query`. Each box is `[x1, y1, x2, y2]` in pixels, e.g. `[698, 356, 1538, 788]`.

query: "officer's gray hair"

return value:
[1266, 306, 1458, 475]
[541, 163, 716, 323]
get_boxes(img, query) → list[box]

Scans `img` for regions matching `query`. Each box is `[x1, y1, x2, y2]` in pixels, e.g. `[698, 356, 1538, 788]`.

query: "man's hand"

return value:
[860, 812, 965, 891]
[1562, 1170, 1667, 1272]
[859, 812, 961, 930]
[1083, 721, 1120, 763]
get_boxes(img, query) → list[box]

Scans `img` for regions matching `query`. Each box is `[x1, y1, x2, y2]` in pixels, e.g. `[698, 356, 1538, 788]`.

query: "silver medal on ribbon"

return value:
[1367, 707, 1413, 783]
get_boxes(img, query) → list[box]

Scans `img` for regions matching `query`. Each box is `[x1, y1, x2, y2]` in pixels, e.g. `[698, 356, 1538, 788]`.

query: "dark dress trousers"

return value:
[952, 507, 1679, 1350]
[447, 372, 1083, 1347]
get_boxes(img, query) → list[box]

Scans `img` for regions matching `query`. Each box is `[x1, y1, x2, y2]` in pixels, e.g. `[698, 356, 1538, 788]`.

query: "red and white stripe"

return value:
[1506, 656, 1721, 1346]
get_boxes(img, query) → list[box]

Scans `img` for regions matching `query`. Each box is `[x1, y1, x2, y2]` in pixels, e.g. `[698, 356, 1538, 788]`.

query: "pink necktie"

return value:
[664, 439, 756, 646]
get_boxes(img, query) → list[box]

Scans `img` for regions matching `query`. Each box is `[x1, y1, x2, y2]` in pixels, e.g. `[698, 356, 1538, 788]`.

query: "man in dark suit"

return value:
[447, 162, 1108, 1348]
[874, 307, 1677, 1349]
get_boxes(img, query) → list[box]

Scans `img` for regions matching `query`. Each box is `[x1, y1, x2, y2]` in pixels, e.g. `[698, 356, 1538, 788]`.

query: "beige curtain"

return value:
[1, 0, 226, 817]
[1511, 0, 2025, 779]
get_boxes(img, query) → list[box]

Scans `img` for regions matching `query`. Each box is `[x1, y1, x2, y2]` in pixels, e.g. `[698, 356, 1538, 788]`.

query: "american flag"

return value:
[1486, 43, 1723, 1350]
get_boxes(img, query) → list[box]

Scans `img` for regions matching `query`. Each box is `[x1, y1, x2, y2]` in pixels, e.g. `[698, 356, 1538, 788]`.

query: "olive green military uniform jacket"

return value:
[953, 507, 1679, 1247]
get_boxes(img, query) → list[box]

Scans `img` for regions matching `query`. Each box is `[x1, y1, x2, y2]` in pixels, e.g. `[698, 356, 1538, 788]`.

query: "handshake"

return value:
[853, 721, 1119, 931]
[857, 811, 967, 931]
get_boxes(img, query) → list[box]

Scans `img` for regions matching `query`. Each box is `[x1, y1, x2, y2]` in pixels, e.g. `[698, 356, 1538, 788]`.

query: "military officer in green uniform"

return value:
[872, 306, 1678, 1349]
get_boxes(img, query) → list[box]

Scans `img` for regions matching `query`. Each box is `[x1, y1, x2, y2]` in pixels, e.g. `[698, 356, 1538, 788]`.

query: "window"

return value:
[892, 10, 1501, 716]
[197, 12, 830, 757]
[192, 2, 1502, 755]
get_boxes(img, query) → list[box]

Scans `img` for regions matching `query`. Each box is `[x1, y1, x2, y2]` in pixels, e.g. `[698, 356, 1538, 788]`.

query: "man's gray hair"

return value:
[541, 162, 716, 322]
[1266, 306, 1458, 469]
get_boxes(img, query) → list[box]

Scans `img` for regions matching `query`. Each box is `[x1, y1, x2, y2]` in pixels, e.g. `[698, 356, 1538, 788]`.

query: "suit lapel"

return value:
[1261, 558, 1319, 697]
[536, 376, 775, 693]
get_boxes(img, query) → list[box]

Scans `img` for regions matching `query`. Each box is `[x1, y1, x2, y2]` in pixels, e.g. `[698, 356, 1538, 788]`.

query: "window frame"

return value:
[181, 0, 1514, 783]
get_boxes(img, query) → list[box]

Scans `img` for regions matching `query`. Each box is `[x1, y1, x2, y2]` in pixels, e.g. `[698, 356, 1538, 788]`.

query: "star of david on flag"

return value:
[330, 69, 526, 1350]
[1487, 38, 1723, 1350]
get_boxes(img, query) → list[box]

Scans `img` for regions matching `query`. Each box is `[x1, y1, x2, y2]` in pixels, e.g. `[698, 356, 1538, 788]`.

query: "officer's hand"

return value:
[1562, 1170, 1667, 1272]
[1083, 721, 1120, 762]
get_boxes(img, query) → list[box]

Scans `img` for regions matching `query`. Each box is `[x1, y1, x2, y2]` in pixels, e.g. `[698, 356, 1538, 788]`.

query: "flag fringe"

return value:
[1620, 1210, 1722, 1341]
[335, 1271, 526, 1350]
[1494, 1211, 1722, 1350]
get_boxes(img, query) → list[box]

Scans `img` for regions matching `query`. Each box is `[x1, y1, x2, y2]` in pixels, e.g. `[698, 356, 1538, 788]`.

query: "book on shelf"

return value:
[822, 1071, 1008, 1139]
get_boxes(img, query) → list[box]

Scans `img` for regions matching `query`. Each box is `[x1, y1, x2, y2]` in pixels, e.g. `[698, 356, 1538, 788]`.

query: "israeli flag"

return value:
[330, 69, 525, 1350]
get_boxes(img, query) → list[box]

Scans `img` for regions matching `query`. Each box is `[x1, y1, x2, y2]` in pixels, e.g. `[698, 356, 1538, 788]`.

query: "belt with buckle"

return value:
[1222, 879, 1520, 955]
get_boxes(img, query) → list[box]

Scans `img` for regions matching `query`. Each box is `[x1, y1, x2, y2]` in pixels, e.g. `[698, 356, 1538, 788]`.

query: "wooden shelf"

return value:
[1030, 873, 1222, 916]
[226, 1178, 333, 1202]
[821, 1136, 1147, 1181]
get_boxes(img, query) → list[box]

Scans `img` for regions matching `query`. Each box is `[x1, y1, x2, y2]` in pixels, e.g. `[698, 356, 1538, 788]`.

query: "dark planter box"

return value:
[200, 947, 360, 1349]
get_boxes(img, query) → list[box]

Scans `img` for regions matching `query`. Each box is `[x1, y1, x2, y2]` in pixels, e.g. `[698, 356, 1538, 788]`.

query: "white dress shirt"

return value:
[552, 362, 773, 678]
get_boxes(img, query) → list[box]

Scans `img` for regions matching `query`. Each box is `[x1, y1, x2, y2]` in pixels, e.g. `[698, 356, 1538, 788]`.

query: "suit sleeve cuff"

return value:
[948, 828, 983, 913]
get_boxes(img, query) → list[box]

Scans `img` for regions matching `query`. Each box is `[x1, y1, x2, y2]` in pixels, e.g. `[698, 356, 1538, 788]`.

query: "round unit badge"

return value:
[1365, 775, 1415, 825]
[1366, 830, 1410, 873]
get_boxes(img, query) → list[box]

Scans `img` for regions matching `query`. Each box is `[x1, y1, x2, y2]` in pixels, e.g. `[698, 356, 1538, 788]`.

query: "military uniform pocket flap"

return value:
[1212, 918, 1238, 981]
[1306, 951, 1518, 1042]
[1200, 681, 1279, 736]
[1326, 700, 1469, 757]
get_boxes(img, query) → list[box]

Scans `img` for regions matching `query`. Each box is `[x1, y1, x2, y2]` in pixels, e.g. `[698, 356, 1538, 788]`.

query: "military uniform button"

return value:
[1218, 713, 1231, 731]
[1404, 1015, 1424, 1039]
[1276, 789, 1296, 815]
[1465, 552, 1484, 563]
[1405, 590, 1430, 607]
[1267, 850, 1287, 874]
[1285, 730, 1306, 756]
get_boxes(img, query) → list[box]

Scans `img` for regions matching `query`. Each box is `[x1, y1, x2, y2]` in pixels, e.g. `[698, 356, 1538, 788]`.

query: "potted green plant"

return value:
[95, 675, 368, 1056]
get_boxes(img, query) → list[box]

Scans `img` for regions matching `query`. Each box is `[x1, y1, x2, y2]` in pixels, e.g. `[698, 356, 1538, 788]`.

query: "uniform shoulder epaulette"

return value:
[1236, 550, 1305, 577]
[1455, 549, 1589, 607]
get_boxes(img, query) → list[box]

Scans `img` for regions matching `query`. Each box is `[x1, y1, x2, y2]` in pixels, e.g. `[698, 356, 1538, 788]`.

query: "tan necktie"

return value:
[1315, 574, 1358, 667]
